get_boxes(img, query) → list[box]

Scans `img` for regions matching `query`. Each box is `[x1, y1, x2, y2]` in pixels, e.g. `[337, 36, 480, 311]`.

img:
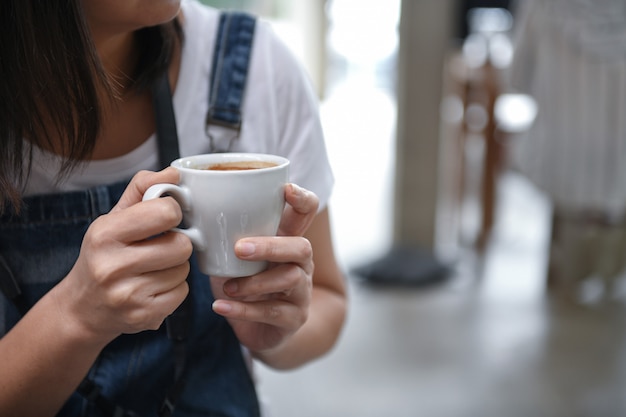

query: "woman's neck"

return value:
[94, 31, 139, 95]
[89, 26, 182, 161]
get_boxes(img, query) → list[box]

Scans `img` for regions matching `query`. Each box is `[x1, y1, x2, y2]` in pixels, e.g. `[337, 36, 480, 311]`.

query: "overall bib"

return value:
[0, 12, 261, 417]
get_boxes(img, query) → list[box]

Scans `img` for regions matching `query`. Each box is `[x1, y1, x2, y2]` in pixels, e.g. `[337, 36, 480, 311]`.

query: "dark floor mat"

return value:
[352, 246, 451, 287]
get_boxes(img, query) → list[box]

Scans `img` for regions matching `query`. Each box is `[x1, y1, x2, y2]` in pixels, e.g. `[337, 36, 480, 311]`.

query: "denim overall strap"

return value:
[205, 11, 256, 152]
[0, 255, 29, 316]
[152, 70, 180, 168]
[151, 57, 188, 417]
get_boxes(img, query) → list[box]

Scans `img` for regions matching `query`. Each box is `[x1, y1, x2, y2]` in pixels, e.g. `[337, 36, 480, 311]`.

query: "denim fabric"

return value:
[0, 182, 126, 334]
[0, 181, 260, 417]
[207, 12, 256, 130]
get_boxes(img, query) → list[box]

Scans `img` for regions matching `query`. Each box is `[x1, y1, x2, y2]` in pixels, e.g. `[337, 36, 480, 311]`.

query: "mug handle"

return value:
[142, 183, 207, 250]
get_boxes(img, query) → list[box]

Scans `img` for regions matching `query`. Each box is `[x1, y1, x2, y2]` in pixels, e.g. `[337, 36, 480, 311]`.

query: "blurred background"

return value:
[200, 1, 626, 416]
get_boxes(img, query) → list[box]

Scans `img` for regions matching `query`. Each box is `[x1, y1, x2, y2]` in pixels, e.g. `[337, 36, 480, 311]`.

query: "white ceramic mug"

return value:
[143, 153, 289, 277]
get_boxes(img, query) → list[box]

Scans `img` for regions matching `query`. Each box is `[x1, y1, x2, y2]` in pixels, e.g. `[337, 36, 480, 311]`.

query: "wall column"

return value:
[393, 0, 456, 250]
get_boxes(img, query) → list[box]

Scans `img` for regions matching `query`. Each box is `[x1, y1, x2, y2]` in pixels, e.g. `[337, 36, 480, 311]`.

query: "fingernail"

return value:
[212, 300, 232, 314]
[236, 241, 256, 257]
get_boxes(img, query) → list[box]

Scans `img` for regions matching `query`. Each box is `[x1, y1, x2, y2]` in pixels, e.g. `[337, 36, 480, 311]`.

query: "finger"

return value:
[147, 263, 191, 300]
[126, 275, 190, 332]
[94, 196, 184, 244]
[139, 231, 193, 270]
[106, 262, 191, 305]
[112, 168, 180, 212]
[212, 298, 307, 330]
[234, 236, 313, 273]
[277, 184, 319, 237]
[222, 263, 311, 300]
[121, 232, 193, 275]
[146, 279, 190, 330]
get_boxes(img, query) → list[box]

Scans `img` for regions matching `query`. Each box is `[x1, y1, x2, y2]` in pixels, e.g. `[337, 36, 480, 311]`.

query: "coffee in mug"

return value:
[203, 160, 278, 171]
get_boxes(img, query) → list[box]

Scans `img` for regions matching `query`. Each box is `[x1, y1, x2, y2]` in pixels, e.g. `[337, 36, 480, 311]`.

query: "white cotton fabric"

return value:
[25, 0, 334, 210]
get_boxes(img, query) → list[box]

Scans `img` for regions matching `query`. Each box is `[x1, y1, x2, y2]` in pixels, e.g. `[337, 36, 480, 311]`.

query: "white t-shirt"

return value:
[25, 0, 334, 209]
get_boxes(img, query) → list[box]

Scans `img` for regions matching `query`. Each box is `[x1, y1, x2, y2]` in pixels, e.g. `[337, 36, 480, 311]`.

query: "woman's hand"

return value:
[57, 168, 193, 344]
[211, 184, 319, 353]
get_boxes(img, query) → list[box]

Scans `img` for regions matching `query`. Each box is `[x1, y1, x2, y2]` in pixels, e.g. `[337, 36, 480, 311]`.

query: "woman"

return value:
[0, 0, 347, 416]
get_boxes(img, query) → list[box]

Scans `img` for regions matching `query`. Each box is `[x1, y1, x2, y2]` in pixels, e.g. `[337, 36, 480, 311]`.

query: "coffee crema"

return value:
[202, 161, 278, 171]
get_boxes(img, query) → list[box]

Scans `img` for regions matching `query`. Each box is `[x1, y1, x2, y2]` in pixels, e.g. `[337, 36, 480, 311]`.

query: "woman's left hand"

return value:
[211, 184, 319, 353]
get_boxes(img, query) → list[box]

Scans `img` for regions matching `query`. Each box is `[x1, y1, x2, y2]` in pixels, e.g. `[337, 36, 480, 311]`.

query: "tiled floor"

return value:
[253, 58, 626, 417]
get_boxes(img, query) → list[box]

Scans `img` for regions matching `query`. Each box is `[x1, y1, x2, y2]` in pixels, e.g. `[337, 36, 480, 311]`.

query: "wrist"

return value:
[47, 279, 118, 350]
[250, 337, 302, 370]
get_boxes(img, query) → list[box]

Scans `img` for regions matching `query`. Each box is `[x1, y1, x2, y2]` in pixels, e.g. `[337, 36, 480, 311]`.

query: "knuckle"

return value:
[299, 308, 309, 326]
[170, 263, 192, 286]
[263, 239, 280, 258]
[86, 217, 114, 249]
[300, 237, 313, 259]
[132, 170, 154, 187]
[302, 266, 313, 286]
[172, 232, 193, 257]
[144, 322, 162, 332]
[112, 295, 162, 331]
[239, 303, 251, 320]
[177, 279, 191, 300]
[126, 309, 154, 330]
[153, 197, 183, 227]
[83, 251, 123, 286]
[89, 261, 116, 285]
[308, 192, 320, 212]
[148, 319, 165, 331]
[283, 264, 302, 285]
[106, 287, 134, 313]
[180, 261, 192, 278]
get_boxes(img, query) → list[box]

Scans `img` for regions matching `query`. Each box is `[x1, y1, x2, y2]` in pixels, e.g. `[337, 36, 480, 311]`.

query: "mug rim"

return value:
[171, 153, 289, 174]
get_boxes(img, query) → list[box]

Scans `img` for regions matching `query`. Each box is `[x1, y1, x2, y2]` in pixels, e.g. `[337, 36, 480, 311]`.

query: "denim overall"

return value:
[0, 12, 261, 417]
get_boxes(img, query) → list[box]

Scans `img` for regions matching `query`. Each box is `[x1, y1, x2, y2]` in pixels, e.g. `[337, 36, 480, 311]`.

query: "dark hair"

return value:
[0, 0, 181, 211]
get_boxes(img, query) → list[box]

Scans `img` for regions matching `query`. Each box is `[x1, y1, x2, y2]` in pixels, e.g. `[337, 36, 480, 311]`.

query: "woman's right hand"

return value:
[57, 168, 192, 344]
